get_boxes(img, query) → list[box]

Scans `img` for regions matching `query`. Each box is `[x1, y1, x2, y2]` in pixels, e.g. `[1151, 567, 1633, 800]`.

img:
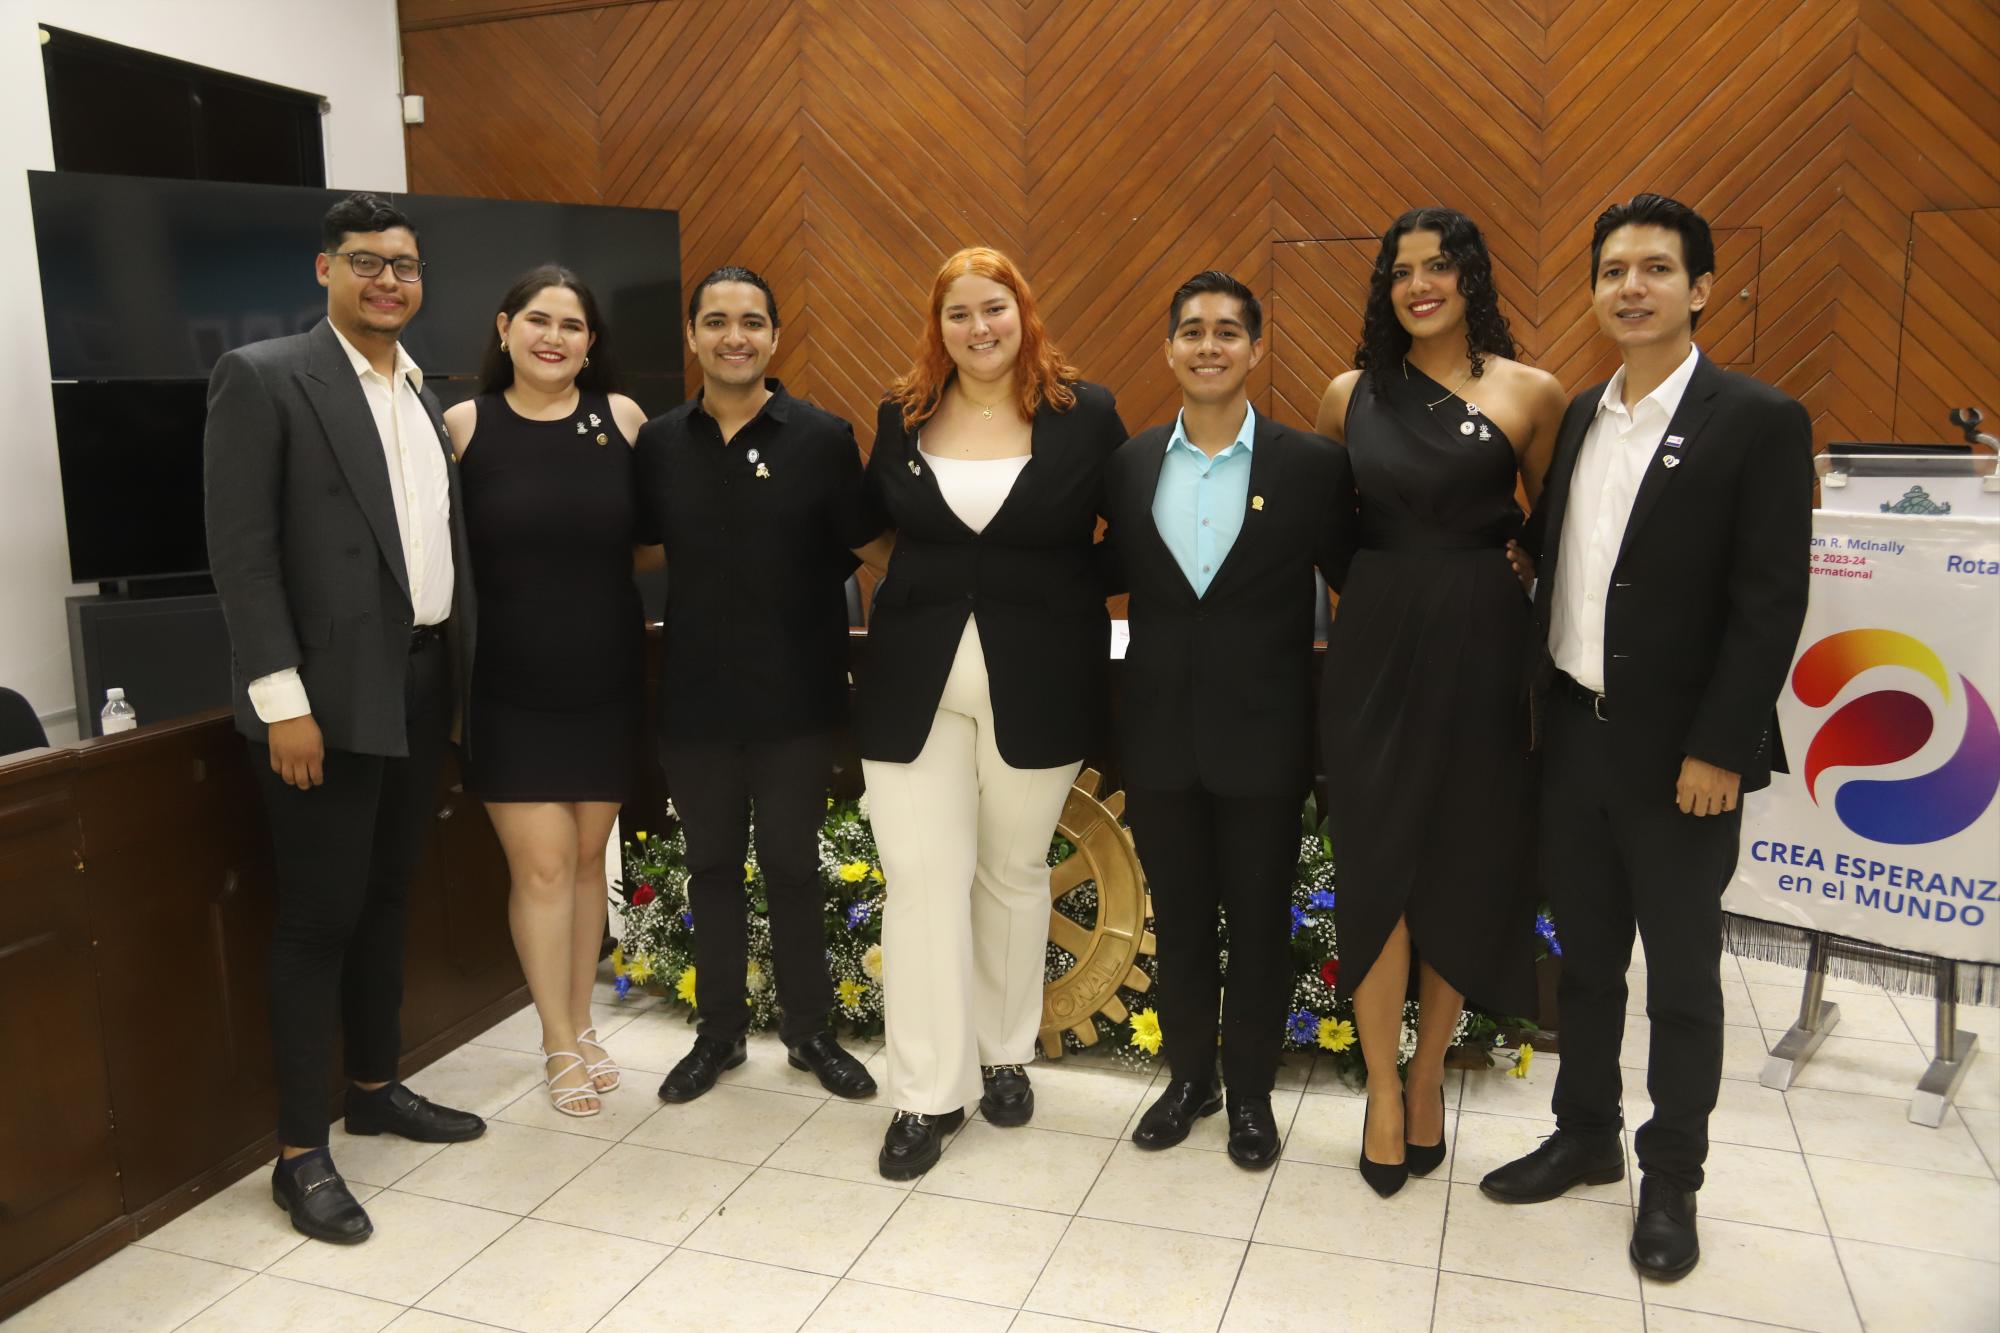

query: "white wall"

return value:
[0, 0, 406, 742]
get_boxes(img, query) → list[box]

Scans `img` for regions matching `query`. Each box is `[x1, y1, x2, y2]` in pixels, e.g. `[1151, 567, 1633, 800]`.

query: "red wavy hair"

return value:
[889, 246, 1080, 432]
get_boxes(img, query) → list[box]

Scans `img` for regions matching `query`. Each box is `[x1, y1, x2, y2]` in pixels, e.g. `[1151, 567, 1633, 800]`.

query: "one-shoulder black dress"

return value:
[1319, 365, 1537, 1016]
[461, 390, 642, 803]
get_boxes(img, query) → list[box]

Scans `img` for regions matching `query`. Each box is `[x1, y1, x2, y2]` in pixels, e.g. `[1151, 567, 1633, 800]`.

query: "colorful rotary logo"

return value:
[1793, 629, 2000, 846]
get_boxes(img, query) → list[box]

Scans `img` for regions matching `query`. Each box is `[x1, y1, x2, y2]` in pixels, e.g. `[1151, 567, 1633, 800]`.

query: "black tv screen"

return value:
[30, 172, 683, 381]
[52, 380, 211, 583]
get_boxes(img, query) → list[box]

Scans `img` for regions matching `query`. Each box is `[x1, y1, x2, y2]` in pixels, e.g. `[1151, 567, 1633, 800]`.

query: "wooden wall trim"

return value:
[399, 0, 651, 32]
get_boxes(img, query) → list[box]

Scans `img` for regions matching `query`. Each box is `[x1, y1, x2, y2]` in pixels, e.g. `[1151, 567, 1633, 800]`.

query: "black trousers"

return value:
[1543, 686, 1743, 1192]
[662, 732, 835, 1046]
[1125, 785, 1304, 1095]
[253, 636, 451, 1148]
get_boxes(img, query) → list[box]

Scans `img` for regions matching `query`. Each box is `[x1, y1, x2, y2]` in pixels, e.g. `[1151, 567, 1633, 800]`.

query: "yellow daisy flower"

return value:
[838, 861, 870, 883]
[836, 978, 867, 1012]
[625, 954, 654, 985]
[610, 944, 626, 975]
[870, 866, 885, 884]
[1317, 1017, 1356, 1052]
[1511, 1043, 1534, 1078]
[676, 965, 697, 1006]
[743, 862, 756, 884]
[634, 830, 648, 843]
[1129, 1007, 1163, 1055]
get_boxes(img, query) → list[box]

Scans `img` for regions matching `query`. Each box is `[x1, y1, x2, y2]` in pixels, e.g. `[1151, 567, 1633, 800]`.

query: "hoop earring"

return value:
[583, 357, 591, 368]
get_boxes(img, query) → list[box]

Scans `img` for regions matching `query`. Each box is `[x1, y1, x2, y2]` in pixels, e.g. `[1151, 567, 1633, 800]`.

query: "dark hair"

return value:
[321, 192, 416, 253]
[1354, 207, 1518, 392]
[1167, 270, 1263, 343]
[687, 265, 780, 328]
[477, 264, 619, 394]
[1589, 193, 1717, 331]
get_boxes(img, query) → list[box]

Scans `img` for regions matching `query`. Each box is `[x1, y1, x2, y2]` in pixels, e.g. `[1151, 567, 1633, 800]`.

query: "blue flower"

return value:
[846, 901, 873, 930]
[1307, 889, 1337, 910]
[1290, 905, 1309, 937]
[613, 974, 631, 999]
[679, 910, 694, 928]
[1285, 1008, 1317, 1044]
[1535, 914, 1563, 958]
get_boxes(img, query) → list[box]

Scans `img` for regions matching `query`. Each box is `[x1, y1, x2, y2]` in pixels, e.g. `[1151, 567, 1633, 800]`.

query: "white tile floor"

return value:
[12, 957, 2000, 1333]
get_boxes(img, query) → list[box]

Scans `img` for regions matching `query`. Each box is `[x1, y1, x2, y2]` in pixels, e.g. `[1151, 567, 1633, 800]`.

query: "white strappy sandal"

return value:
[577, 1027, 621, 1093]
[541, 1048, 602, 1117]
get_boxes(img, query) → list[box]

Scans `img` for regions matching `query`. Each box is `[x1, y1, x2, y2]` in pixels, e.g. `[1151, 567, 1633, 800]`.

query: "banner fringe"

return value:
[1722, 915, 1997, 1007]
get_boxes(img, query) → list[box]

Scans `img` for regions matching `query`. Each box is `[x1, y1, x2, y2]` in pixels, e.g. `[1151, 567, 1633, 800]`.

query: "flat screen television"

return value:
[52, 380, 211, 583]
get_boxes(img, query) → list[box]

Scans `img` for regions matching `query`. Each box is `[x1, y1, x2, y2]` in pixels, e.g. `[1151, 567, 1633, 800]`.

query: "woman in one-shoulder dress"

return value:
[1315, 209, 1567, 1196]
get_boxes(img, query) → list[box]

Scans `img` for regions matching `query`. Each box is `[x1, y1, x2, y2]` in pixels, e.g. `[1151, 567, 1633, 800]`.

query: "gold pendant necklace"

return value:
[1404, 358, 1473, 411]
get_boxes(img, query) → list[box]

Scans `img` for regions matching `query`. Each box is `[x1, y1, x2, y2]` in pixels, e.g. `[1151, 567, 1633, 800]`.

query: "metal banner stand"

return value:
[1759, 931, 1981, 1127]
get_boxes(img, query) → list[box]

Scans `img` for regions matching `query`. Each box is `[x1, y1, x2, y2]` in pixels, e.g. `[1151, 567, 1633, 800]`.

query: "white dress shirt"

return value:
[1550, 345, 1701, 694]
[248, 326, 455, 723]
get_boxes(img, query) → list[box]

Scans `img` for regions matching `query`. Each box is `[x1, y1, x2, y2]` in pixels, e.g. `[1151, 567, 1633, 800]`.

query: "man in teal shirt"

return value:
[1103, 272, 1356, 1170]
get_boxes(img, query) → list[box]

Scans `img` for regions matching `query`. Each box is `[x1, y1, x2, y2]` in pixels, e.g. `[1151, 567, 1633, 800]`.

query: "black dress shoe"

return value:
[657, 1034, 747, 1103]
[1225, 1093, 1282, 1171]
[1359, 1100, 1407, 1197]
[1405, 1085, 1447, 1177]
[271, 1154, 372, 1244]
[1630, 1177, 1700, 1280]
[1479, 1129, 1624, 1203]
[788, 1033, 877, 1099]
[343, 1083, 485, 1143]
[1132, 1079, 1224, 1150]
[979, 1064, 1034, 1127]
[878, 1107, 965, 1180]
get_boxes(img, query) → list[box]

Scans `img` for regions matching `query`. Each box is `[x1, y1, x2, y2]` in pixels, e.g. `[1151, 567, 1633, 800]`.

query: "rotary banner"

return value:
[1727, 511, 2000, 967]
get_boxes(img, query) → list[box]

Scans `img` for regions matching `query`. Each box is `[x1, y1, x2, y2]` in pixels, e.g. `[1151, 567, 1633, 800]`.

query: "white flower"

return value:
[862, 944, 884, 981]
[745, 961, 768, 993]
[856, 792, 871, 820]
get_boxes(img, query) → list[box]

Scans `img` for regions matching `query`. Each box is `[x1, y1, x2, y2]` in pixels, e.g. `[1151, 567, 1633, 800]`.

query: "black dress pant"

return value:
[662, 732, 835, 1046]
[253, 636, 451, 1149]
[1126, 785, 1304, 1095]
[1543, 686, 1743, 1192]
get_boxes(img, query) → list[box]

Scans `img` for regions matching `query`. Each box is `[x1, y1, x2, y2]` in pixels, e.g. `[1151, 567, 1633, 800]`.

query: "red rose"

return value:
[1320, 958, 1339, 989]
[632, 884, 657, 906]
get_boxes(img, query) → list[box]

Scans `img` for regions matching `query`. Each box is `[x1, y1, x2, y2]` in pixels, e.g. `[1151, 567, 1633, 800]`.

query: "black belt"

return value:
[410, 623, 445, 653]
[1553, 669, 1607, 721]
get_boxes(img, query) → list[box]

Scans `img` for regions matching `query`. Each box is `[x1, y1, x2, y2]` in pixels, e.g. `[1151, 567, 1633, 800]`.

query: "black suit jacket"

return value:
[1103, 415, 1356, 796]
[1522, 353, 1812, 799]
[204, 320, 476, 757]
[854, 382, 1128, 768]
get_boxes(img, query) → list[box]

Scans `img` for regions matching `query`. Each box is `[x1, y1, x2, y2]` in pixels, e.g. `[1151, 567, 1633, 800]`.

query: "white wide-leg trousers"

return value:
[862, 617, 1081, 1114]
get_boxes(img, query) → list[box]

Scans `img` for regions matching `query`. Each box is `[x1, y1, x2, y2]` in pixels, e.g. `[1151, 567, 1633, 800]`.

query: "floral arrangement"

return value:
[612, 792, 1533, 1083]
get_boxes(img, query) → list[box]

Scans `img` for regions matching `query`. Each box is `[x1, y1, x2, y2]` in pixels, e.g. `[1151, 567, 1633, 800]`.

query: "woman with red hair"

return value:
[856, 247, 1127, 1180]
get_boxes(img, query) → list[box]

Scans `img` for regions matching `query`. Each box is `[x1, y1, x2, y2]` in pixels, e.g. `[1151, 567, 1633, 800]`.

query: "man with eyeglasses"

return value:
[205, 192, 485, 1247]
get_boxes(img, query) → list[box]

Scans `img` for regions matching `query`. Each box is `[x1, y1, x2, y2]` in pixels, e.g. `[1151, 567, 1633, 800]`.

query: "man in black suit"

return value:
[1481, 195, 1812, 1279]
[205, 193, 485, 1246]
[1104, 272, 1355, 1169]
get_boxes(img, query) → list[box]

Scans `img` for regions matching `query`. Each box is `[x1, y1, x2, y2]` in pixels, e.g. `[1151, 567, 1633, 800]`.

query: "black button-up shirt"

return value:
[635, 379, 873, 744]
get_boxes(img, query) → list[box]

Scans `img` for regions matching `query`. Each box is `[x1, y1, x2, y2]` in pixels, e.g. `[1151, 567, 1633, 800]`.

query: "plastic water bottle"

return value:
[100, 687, 136, 735]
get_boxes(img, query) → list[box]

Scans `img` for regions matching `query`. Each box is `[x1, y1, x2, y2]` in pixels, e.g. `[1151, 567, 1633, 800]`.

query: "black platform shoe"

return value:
[979, 1064, 1033, 1127]
[878, 1107, 965, 1181]
[343, 1083, 485, 1143]
[788, 1033, 877, 1099]
[271, 1153, 372, 1244]
[657, 1034, 748, 1103]
[1359, 1100, 1408, 1197]
[1404, 1085, 1447, 1177]
[1479, 1128, 1624, 1203]
[1630, 1177, 1700, 1280]
[1132, 1079, 1224, 1150]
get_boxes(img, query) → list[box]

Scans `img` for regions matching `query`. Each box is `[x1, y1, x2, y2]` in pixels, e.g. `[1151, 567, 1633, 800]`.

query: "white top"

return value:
[248, 325, 455, 724]
[1550, 344, 1701, 693]
[920, 448, 1030, 535]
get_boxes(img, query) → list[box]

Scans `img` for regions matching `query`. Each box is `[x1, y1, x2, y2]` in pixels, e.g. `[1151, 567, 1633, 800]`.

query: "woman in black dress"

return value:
[442, 266, 648, 1118]
[1315, 210, 1567, 1194]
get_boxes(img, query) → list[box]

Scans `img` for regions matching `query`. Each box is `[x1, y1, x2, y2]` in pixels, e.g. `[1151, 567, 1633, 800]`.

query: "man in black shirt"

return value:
[637, 267, 878, 1102]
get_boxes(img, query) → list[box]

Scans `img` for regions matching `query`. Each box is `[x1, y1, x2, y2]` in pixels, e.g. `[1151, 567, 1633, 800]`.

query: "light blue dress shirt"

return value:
[1151, 402, 1256, 597]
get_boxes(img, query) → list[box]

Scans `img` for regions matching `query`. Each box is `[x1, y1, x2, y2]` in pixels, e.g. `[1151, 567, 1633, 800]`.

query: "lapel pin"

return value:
[1465, 402, 1481, 417]
[1251, 495, 1265, 511]
[596, 432, 609, 446]
[1665, 434, 1685, 448]
[1662, 455, 1681, 469]
[575, 422, 587, 434]
[588, 413, 601, 427]
[1459, 421, 1475, 436]
[908, 459, 922, 476]
[756, 462, 772, 479]
[1478, 425, 1492, 441]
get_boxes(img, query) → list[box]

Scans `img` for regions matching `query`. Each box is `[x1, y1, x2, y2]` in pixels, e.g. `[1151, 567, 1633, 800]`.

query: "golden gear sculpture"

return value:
[1039, 768, 1156, 1058]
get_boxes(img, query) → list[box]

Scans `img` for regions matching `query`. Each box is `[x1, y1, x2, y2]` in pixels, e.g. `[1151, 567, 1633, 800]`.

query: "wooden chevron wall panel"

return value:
[402, 0, 2000, 454]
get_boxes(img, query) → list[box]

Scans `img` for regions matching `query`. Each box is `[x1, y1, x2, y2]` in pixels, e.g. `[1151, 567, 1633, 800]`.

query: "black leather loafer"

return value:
[788, 1033, 877, 1099]
[343, 1083, 485, 1143]
[1225, 1093, 1282, 1171]
[878, 1107, 965, 1181]
[979, 1064, 1033, 1127]
[657, 1034, 747, 1103]
[1480, 1129, 1624, 1203]
[271, 1154, 372, 1244]
[1630, 1177, 1700, 1280]
[1132, 1079, 1223, 1150]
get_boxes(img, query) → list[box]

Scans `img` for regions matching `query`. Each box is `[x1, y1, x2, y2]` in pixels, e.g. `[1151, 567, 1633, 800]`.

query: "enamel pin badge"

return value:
[756, 463, 772, 479]
[908, 459, 922, 476]
[1251, 495, 1265, 511]
[1663, 455, 1681, 469]
[1665, 435, 1685, 448]
[1459, 421, 1476, 436]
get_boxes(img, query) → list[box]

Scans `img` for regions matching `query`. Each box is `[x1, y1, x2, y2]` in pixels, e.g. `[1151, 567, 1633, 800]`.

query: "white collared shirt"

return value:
[1549, 345, 1701, 693]
[247, 326, 454, 723]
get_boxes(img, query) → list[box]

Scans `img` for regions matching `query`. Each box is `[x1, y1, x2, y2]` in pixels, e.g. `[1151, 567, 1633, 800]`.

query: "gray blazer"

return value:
[203, 319, 476, 758]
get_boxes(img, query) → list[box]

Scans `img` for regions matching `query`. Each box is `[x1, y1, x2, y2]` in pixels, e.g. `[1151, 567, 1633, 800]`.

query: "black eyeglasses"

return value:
[328, 250, 426, 283]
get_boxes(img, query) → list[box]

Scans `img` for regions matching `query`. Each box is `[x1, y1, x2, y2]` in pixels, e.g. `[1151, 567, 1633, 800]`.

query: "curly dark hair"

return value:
[1354, 207, 1518, 394]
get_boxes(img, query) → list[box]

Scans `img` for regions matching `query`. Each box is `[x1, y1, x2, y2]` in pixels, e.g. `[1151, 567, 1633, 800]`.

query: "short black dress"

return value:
[1319, 366, 1537, 1015]
[461, 390, 642, 803]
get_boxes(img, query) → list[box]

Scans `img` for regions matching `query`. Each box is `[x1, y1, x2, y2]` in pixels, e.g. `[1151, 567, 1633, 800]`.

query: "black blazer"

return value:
[1522, 353, 1812, 799]
[1103, 415, 1356, 797]
[204, 320, 476, 757]
[854, 382, 1128, 768]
